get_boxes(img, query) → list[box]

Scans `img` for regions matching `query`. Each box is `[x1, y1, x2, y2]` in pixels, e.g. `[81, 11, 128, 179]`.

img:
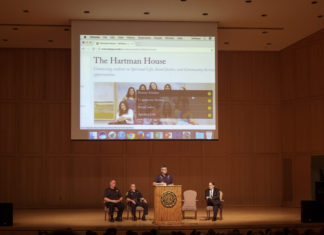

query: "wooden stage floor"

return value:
[1, 207, 324, 235]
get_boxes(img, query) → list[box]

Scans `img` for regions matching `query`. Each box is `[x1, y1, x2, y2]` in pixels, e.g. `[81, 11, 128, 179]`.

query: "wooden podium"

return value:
[153, 185, 182, 224]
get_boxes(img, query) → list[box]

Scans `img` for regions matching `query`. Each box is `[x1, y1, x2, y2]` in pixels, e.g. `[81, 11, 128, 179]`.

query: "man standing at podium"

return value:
[153, 165, 174, 186]
[205, 182, 221, 221]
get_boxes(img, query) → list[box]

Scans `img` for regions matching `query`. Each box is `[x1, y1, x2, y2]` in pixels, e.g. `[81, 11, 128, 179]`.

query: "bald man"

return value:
[125, 184, 148, 221]
[104, 179, 124, 222]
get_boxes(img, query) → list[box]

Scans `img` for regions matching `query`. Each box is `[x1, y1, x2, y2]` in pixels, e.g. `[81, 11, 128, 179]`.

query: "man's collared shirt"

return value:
[104, 187, 122, 200]
[126, 190, 143, 204]
[209, 189, 214, 198]
[154, 173, 173, 185]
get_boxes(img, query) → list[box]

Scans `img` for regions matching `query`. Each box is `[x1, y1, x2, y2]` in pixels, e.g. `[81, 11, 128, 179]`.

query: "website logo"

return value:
[117, 131, 126, 139]
[89, 132, 98, 139]
[98, 131, 107, 139]
[137, 131, 145, 139]
[145, 132, 154, 139]
[195, 132, 205, 139]
[164, 132, 173, 139]
[182, 131, 192, 139]
[206, 131, 213, 139]
[127, 132, 136, 140]
[108, 131, 117, 139]
[154, 132, 163, 139]
[173, 132, 182, 139]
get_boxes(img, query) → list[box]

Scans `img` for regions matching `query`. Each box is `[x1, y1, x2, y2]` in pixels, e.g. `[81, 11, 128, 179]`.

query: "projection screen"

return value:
[71, 20, 218, 140]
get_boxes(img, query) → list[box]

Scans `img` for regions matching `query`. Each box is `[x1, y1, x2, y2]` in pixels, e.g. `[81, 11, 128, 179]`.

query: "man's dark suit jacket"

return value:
[205, 188, 220, 203]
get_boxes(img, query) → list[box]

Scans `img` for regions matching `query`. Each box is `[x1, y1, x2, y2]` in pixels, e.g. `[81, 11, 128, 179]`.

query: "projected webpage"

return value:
[80, 35, 216, 140]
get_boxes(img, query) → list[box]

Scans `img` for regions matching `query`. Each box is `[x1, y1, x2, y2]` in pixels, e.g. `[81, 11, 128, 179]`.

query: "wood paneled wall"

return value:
[280, 29, 324, 206]
[0, 49, 282, 208]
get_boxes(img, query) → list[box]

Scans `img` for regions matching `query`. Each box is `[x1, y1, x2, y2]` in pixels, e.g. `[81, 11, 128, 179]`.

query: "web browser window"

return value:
[71, 21, 218, 140]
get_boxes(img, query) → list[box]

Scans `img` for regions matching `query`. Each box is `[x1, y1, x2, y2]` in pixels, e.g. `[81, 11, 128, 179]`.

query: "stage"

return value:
[1, 207, 324, 235]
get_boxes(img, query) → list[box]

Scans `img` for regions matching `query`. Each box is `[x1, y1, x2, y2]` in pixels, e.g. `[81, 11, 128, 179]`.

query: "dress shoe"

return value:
[110, 217, 114, 222]
[116, 217, 122, 222]
[212, 216, 217, 221]
[142, 215, 146, 221]
[133, 216, 137, 221]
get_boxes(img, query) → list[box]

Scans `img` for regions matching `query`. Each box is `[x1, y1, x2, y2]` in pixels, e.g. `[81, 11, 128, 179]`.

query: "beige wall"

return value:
[0, 48, 283, 208]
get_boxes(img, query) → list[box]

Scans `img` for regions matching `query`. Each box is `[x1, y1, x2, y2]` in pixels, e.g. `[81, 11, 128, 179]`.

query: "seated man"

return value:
[126, 184, 148, 221]
[104, 179, 124, 222]
[205, 182, 221, 221]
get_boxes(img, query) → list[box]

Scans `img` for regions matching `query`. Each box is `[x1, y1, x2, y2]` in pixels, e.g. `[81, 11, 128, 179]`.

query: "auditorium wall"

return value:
[280, 28, 324, 206]
[0, 48, 282, 208]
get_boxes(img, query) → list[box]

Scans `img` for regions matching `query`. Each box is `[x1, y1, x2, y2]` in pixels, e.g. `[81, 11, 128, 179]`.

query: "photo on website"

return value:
[93, 82, 215, 126]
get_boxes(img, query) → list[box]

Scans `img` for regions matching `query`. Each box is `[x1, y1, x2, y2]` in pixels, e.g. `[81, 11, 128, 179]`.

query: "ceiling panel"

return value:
[0, 0, 324, 50]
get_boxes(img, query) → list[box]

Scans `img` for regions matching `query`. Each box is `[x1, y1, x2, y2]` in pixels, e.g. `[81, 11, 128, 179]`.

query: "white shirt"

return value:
[210, 189, 214, 198]
[116, 109, 134, 124]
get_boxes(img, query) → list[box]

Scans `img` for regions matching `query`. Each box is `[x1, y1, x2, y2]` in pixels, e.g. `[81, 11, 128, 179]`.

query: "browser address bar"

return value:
[98, 47, 212, 52]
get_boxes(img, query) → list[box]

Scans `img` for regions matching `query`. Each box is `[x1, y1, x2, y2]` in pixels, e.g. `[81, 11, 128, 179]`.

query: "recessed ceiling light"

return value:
[83, 10, 90, 14]
[12, 27, 19, 31]
[261, 14, 267, 17]
[48, 40, 53, 43]
[266, 42, 272, 45]
[224, 42, 230, 45]
[311, 1, 318, 4]
[245, 0, 252, 3]
[202, 12, 208, 16]
[3, 39, 8, 42]
[23, 9, 29, 13]
[180, 0, 187, 1]
[318, 15, 323, 18]
[262, 31, 268, 34]
[144, 11, 150, 15]
[64, 28, 70, 31]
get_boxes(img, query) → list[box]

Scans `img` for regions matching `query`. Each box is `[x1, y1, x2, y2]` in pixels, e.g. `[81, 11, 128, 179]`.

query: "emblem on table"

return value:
[161, 191, 177, 208]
